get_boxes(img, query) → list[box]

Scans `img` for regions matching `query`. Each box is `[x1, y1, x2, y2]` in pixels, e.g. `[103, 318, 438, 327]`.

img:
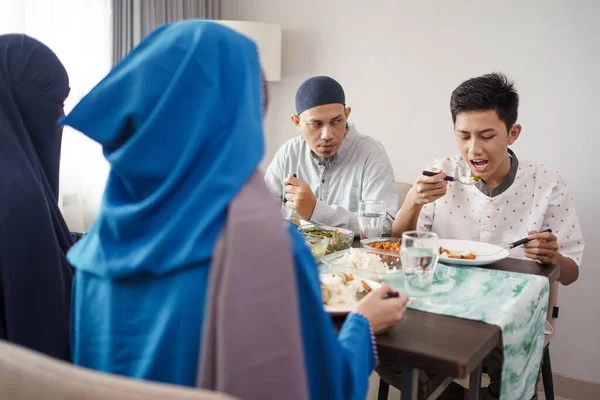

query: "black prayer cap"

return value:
[295, 76, 345, 115]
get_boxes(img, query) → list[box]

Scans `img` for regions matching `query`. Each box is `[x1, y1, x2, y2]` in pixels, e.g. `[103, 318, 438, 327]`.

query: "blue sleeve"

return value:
[289, 226, 375, 400]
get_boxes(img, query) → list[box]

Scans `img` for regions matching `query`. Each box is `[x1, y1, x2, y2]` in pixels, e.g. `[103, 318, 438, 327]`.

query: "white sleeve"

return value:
[542, 178, 585, 266]
[311, 200, 360, 234]
[359, 142, 398, 235]
[264, 147, 287, 201]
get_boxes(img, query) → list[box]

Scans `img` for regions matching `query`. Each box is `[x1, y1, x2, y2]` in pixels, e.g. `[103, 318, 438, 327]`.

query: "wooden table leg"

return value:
[468, 364, 483, 400]
[378, 378, 390, 400]
[400, 367, 419, 400]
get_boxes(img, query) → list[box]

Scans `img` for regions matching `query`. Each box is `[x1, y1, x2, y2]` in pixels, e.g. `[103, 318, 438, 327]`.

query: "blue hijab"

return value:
[63, 20, 264, 278]
[0, 34, 73, 360]
[67, 22, 378, 399]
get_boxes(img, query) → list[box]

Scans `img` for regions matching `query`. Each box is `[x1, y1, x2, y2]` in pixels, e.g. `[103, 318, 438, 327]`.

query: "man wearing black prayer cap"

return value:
[264, 76, 398, 234]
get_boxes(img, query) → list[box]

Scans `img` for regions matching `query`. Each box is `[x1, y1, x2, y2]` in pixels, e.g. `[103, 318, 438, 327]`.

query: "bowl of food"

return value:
[301, 233, 330, 263]
[321, 247, 402, 286]
[298, 224, 354, 255]
[360, 237, 401, 254]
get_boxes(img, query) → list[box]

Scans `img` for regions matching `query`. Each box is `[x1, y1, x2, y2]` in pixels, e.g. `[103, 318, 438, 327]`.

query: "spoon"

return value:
[422, 170, 483, 185]
[479, 229, 553, 256]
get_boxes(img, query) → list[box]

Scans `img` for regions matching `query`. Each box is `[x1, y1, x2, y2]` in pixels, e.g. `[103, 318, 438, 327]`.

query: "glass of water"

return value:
[358, 200, 386, 240]
[400, 231, 439, 303]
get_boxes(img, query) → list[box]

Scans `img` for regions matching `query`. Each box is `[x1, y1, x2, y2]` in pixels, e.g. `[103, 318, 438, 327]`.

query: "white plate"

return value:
[437, 239, 509, 266]
[320, 273, 381, 315]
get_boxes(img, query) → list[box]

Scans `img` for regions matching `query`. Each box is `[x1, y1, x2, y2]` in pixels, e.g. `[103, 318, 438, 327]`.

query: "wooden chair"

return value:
[395, 181, 412, 208]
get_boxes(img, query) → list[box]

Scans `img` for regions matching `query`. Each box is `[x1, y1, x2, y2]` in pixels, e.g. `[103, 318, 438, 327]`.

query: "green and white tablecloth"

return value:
[397, 263, 549, 399]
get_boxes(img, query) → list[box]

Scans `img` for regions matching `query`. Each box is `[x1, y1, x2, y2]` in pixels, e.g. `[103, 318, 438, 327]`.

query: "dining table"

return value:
[331, 240, 560, 400]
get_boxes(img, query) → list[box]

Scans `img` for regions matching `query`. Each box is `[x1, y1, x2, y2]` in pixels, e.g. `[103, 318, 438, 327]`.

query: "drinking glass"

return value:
[358, 200, 386, 240]
[400, 231, 439, 303]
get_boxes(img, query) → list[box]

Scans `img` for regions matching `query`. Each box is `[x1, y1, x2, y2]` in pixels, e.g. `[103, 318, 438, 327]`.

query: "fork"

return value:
[479, 229, 553, 256]
[422, 170, 481, 185]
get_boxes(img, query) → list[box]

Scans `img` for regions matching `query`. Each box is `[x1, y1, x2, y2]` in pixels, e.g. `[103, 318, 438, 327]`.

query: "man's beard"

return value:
[318, 151, 334, 166]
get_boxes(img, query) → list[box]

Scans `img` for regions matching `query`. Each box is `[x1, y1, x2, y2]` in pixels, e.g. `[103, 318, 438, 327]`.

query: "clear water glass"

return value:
[400, 231, 439, 302]
[358, 200, 386, 240]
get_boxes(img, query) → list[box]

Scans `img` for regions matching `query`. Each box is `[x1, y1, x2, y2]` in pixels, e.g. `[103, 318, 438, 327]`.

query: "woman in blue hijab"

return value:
[65, 20, 407, 400]
[0, 34, 73, 361]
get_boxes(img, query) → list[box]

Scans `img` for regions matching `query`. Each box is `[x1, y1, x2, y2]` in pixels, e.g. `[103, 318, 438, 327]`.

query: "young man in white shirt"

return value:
[393, 72, 583, 283]
[390, 72, 584, 399]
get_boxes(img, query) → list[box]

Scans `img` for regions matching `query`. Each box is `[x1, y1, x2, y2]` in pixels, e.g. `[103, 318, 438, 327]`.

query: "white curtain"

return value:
[112, 0, 220, 64]
[0, 0, 112, 232]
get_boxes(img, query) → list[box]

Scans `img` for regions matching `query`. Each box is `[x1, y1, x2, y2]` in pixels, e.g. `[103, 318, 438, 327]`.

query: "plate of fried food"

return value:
[437, 239, 509, 266]
[360, 237, 401, 254]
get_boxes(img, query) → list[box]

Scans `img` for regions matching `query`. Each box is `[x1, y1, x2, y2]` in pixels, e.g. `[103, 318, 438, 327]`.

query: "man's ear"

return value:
[508, 124, 521, 145]
[291, 114, 301, 132]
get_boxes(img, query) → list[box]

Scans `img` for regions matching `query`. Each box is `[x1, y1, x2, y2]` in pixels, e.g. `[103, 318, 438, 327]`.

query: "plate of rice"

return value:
[320, 248, 402, 283]
[320, 273, 380, 314]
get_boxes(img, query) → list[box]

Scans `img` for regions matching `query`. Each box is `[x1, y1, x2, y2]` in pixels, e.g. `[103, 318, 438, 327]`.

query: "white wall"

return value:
[223, 0, 600, 383]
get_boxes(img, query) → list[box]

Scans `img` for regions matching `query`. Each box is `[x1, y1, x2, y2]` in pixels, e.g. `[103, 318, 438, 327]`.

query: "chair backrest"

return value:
[395, 181, 412, 208]
[0, 340, 238, 400]
[544, 282, 559, 346]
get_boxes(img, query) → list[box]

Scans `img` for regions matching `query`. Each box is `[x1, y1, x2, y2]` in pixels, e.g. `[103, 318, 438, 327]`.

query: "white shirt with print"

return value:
[417, 154, 584, 265]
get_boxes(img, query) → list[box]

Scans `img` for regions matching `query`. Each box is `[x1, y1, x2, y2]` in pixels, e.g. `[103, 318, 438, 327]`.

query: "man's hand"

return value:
[523, 230, 559, 264]
[284, 175, 317, 221]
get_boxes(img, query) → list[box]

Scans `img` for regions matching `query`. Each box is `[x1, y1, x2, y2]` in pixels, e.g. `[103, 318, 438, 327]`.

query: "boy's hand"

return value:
[408, 170, 448, 206]
[523, 230, 559, 264]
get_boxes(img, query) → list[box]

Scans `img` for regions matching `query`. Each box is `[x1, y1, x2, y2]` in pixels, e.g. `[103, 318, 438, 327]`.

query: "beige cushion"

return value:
[0, 341, 237, 400]
[395, 181, 412, 208]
